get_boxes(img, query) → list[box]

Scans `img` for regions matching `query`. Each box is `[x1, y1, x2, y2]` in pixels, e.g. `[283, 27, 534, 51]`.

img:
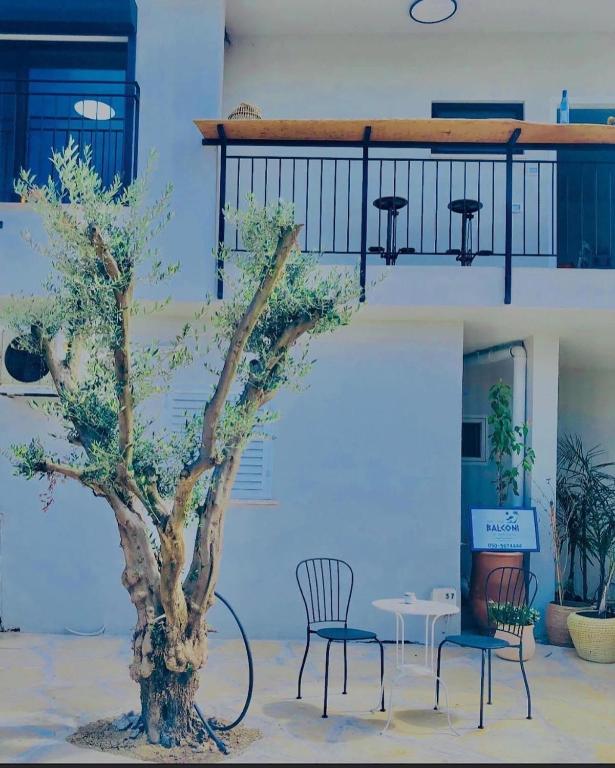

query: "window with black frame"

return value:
[431, 102, 524, 154]
[0, 40, 138, 201]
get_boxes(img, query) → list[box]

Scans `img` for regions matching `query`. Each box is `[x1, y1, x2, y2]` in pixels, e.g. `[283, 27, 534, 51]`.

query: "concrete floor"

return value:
[1, 633, 615, 763]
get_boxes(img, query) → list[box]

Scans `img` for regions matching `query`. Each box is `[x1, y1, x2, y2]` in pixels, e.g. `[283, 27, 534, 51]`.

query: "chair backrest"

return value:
[296, 558, 353, 626]
[485, 566, 538, 639]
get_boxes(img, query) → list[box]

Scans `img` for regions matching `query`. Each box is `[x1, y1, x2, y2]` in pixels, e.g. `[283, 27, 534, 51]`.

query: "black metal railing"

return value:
[207, 129, 615, 303]
[224, 155, 570, 259]
[0, 79, 140, 201]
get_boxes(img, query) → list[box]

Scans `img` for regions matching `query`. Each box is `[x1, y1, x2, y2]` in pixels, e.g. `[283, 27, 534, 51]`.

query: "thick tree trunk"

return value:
[139, 663, 200, 746]
[134, 621, 209, 746]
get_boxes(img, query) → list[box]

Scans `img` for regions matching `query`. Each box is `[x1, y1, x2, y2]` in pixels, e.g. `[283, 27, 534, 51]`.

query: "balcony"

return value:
[196, 118, 615, 304]
[0, 78, 139, 201]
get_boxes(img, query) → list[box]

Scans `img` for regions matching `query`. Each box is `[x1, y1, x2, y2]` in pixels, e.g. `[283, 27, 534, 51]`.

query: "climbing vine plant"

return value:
[488, 380, 535, 507]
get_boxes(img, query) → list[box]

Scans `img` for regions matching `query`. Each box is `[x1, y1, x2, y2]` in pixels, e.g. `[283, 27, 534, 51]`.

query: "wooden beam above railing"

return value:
[195, 117, 615, 148]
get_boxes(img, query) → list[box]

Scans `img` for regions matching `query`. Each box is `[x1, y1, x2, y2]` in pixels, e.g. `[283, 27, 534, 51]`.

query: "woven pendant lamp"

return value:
[227, 102, 262, 120]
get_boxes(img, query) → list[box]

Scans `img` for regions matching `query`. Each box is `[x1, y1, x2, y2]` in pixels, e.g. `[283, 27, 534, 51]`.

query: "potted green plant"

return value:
[487, 600, 540, 661]
[544, 436, 615, 648]
[470, 381, 536, 626]
[557, 435, 615, 605]
[556, 435, 615, 662]
[533, 473, 584, 646]
[545, 493, 583, 646]
[568, 553, 615, 663]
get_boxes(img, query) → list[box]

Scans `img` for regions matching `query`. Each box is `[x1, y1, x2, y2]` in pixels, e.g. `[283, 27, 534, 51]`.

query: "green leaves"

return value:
[487, 600, 540, 627]
[5, 145, 359, 530]
[4, 142, 182, 511]
[219, 196, 359, 402]
[12, 142, 173, 352]
[558, 434, 615, 601]
[488, 380, 536, 506]
[11, 439, 46, 479]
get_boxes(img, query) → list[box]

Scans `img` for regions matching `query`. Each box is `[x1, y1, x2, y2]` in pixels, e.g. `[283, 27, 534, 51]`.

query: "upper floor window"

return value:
[431, 102, 524, 154]
[0, 4, 138, 201]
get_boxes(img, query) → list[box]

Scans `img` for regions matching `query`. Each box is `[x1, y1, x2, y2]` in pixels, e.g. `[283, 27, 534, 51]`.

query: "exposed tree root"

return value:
[68, 714, 260, 763]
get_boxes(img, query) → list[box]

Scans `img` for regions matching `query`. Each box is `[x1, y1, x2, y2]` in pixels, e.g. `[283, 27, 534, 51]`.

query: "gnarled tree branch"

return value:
[161, 227, 302, 645]
[34, 330, 74, 396]
[92, 226, 135, 475]
[183, 224, 302, 485]
[106, 490, 162, 680]
[264, 315, 321, 372]
[36, 459, 85, 482]
[183, 385, 265, 633]
[183, 308, 330, 629]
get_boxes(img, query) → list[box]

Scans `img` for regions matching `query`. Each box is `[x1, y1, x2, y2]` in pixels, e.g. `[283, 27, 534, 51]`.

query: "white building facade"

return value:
[1, 0, 615, 642]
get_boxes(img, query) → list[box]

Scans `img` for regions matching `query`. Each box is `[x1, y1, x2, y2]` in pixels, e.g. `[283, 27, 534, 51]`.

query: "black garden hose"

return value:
[193, 590, 254, 753]
[209, 590, 254, 732]
[193, 704, 229, 755]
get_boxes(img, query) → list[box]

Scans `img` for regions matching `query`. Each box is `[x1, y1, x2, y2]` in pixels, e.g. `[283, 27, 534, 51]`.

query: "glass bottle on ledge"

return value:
[559, 90, 570, 124]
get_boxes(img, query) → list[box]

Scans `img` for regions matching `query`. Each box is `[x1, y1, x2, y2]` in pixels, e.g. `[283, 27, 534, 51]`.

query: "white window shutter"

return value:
[169, 392, 209, 432]
[167, 391, 273, 501]
[231, 434, 273, 500]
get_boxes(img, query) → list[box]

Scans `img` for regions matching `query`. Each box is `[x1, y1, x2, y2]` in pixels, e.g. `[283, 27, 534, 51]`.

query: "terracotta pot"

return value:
[495, 624, 536, 661]
[568, 611, 615, 663]
[546, 601, 589, 647]
[470, 551, 524, 628]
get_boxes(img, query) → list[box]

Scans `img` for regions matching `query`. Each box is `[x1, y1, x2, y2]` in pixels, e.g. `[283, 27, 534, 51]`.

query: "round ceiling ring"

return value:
[409, 0, 458, 25]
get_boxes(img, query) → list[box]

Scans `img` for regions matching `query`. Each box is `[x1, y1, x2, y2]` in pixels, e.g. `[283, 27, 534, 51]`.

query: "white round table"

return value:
[372, 598, 460, 733]
[372, 598, 459, 671]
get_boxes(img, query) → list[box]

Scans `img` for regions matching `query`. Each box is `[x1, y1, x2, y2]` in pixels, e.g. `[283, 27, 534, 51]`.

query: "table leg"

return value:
[430, 614, 443, 671]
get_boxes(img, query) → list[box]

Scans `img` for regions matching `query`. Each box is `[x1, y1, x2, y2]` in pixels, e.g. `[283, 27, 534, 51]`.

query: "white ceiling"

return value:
[225, 0, 615, 38]
[358, 304, 615, 371]
[461, 310, 615, 371]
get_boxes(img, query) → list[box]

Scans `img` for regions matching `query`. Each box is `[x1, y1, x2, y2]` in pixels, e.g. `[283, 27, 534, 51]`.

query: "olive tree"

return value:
[4, 142, 358, 745]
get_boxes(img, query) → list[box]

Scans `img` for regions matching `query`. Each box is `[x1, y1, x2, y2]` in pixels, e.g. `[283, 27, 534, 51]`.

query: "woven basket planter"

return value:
[568, 611, 615, 663]
[227, 102, 262, 120]
[546, 602, 587, 647]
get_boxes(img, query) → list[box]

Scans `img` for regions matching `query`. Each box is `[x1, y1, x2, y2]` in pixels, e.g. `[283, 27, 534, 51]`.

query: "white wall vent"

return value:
[168, 391, 273, 501]
[0, 328, 55, 396]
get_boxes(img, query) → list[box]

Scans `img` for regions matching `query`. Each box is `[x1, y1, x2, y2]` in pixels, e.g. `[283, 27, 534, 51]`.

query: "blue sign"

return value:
[470, 507, 540, 552]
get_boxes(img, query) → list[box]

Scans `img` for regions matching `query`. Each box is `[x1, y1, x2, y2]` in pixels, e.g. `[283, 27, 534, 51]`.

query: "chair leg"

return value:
[434, 639, 446, 710]
[487, 649, 492, 705]
[322, 640, 332, 718]
[377, 640, 385, 712]
[479, 649, 485, 729]
[297, 629, 311, 700]
[343, 640, 348, 694]
[519, 644, 532, 720]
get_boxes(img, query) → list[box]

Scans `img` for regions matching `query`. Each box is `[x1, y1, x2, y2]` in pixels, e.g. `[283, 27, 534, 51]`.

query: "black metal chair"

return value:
[435, 566, 538, 729]
[295, 557, 385, 718]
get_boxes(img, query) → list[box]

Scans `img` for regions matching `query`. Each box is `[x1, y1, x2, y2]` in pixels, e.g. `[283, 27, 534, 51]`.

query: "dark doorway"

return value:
[557, 108, 615, 268]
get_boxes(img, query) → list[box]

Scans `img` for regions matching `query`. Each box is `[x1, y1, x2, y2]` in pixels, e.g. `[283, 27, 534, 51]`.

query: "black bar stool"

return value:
[446, 198, 492, 266]
[369, 196, 415, 265]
